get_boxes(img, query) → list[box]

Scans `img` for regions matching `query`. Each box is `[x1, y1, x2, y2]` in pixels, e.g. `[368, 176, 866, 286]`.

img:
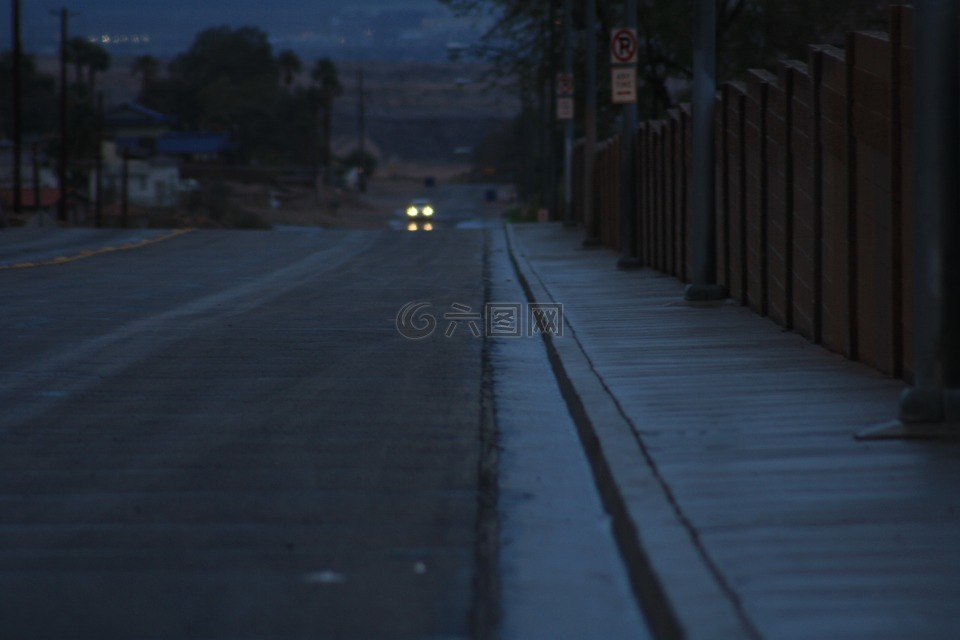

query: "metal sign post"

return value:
[557, 72, 575, 120]
[613, 6, 641, 268]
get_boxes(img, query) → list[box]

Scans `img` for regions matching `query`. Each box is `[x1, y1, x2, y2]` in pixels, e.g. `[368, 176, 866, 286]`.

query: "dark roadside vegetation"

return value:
[443, 0, 890, 219]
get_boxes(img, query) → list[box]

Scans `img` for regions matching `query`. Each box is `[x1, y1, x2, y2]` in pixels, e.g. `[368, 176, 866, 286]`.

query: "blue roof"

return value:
[106, 102, 175, 126]
[156, 132, 235, 155]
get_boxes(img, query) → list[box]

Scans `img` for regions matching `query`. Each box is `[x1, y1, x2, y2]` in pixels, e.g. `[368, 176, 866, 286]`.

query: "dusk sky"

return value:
[3, 0, 486, 60]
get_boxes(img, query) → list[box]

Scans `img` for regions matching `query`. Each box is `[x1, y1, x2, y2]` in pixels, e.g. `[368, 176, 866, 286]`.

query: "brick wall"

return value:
[574, 5, 916, 380]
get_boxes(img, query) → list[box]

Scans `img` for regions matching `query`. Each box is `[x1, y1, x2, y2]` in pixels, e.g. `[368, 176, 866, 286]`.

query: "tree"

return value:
[67, 36, 89, 85]
[442, 0, 889, 119]
[162, 26, 281, 162]
[311, 58, 342, 184]
[85, 44, 110, 95]
[440, 0, 889, 203]
[169, 26, 278, 92]
[0, 51, 57, 137]
[136, 26, 340, 167]
[277, 49, 301, 90]
[66, 37, 111, 94]
[131, 54, 160, 96]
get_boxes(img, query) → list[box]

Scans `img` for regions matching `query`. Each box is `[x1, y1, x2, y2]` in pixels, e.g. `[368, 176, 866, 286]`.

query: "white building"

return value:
[91, 141, 180, 208]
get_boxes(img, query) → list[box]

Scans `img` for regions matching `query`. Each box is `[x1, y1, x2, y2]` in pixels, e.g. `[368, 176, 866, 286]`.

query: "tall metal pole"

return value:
[545, 0, 558, 219]
[617, 0, 641, 268]
[54, 7, 70, 223]
[12, 0, 23, 216]
[583, 0, 601, 246]
[562, 0, 575, 226]
[357, 69, 366, 192]
[902, 0, 958, 425]
[860, 0, 959, 438]
[684, 0, 725, 299]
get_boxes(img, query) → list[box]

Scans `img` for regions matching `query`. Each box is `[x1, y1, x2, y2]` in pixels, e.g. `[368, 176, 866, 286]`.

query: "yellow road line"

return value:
[0, 228, 194, 271]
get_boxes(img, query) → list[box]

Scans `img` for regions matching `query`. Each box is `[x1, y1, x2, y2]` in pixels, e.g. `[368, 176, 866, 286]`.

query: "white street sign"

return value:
[557, 97, 574, 120]
[611, 67, 637, 104]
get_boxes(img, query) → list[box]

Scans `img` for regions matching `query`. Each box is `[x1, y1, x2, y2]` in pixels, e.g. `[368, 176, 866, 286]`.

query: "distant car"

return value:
[406, 198, 435, 219]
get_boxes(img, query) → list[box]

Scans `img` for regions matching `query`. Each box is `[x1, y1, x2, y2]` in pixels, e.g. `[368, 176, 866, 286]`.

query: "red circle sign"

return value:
[611, 28, 638, 64]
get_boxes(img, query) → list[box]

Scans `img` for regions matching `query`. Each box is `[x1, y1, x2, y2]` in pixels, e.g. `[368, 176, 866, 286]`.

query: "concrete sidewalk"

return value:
[505, 222, 960, 640]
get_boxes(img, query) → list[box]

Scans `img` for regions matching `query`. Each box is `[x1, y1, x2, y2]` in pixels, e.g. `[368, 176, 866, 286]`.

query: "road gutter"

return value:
[472, 227, 501, 640]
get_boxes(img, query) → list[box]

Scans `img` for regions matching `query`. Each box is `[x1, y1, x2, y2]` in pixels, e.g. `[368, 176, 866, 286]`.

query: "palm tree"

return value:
[67, 36, 90, 85]
[277, 49, 301, 90]
[311, 58, 341, 185]
[131, 54, 160, 96]
[66, 37, 111, 94]
[86, 44, 110, 95]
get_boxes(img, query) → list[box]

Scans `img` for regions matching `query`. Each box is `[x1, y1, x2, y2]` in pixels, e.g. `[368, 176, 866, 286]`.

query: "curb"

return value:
[504, 222, 758, 640]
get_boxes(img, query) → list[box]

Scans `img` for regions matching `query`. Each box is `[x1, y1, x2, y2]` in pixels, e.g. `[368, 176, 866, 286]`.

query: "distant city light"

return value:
[93, 34, 151, 46]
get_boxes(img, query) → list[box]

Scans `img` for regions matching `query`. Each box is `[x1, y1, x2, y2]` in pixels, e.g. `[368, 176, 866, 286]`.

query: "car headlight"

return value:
[423, 206, 434, 216]
[406, 206, 418, 217]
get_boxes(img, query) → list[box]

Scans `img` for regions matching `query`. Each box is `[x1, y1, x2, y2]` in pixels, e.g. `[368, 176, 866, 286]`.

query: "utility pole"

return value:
[684, 0, 726, 300]
[12, 0, 23, 216]
[357, 69, 366, 193]
[31, 143, 41, 225]
[120, 149, 129, 228]
[95, 93, 103, 228]
[583, 0, 601, 246]
[51, 7, 79, 224]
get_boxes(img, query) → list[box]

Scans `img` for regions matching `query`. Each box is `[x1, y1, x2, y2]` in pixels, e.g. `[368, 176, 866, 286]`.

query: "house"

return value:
[104, 102, 176, 158]
[92, 141, 180, 209]
[0, 141, 58, 189]
[156, 132, 236, 163]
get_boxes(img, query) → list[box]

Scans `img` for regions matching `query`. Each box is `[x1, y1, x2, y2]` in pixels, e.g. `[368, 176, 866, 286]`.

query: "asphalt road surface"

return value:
[0, 183, 647, 639]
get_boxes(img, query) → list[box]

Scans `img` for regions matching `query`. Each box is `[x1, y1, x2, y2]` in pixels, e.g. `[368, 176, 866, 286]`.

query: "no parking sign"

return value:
[610, 28, 638, 65]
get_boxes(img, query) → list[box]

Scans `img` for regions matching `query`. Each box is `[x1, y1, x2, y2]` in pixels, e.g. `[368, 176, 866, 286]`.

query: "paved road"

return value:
[0, 215, 488, 638]
[0, 183, 649, 639]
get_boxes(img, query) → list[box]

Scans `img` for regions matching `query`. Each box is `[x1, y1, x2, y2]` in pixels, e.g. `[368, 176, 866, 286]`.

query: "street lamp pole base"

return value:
[683, 283, 726, 302]
[616, 256, 643, 270]
[856, 389, 960, 440]
[855, 420, 960, 441]
[582, 237, 603, 248]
